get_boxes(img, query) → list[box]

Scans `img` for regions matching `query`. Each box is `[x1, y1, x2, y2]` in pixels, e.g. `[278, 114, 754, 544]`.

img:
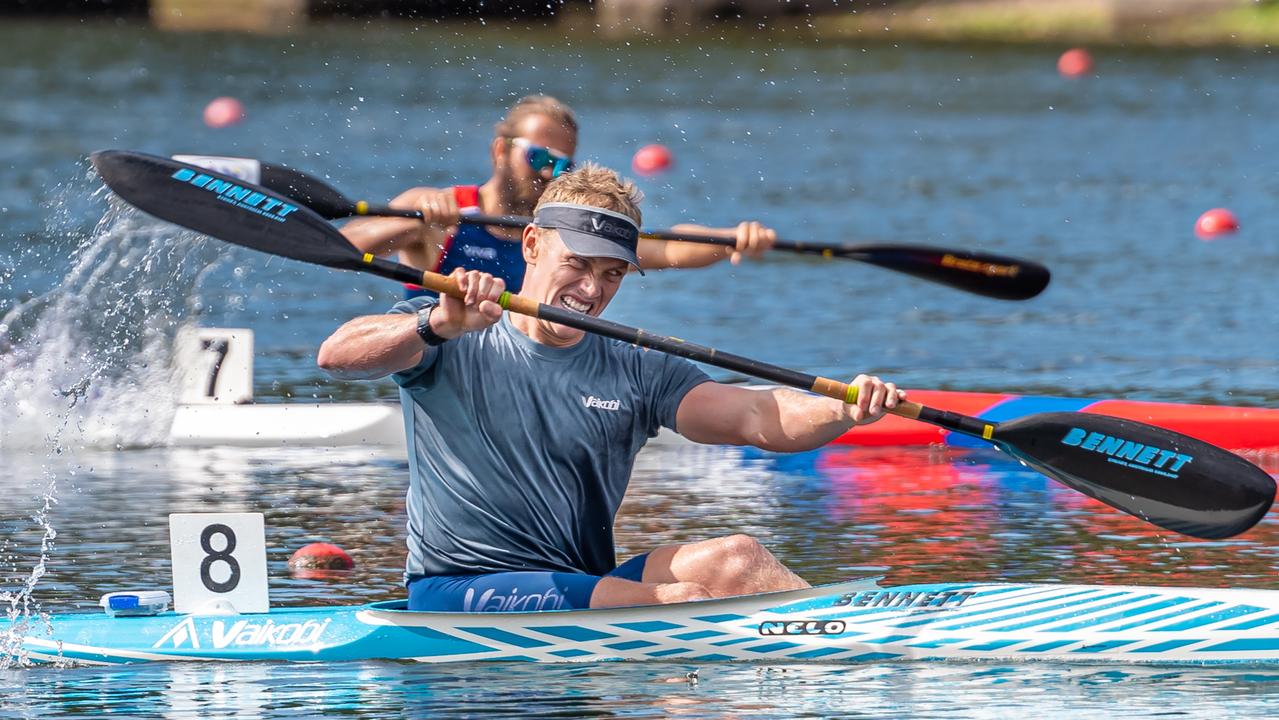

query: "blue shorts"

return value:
[407, 554, 648, 612]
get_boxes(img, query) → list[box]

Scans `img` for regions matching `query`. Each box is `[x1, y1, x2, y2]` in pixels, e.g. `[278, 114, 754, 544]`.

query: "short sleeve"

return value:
[643, 353, 711, 436]
[389, 296, 440, 388]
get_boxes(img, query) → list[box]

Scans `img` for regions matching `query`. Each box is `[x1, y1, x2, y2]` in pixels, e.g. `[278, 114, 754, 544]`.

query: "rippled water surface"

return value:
[2, 15, 1278, 719]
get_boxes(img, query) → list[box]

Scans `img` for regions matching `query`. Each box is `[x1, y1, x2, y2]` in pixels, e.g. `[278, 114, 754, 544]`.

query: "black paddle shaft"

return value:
[249, 159, 1050, 301]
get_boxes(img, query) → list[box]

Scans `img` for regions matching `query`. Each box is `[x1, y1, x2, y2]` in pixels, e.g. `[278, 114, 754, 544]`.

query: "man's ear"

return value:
[522, 224, 540, 264]
[490, 136, 507, 169]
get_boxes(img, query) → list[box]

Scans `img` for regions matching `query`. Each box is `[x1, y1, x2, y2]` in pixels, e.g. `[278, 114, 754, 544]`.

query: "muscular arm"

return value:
[637, 221, 775, 270]
[317, 269, 505, 381]
[340, 187, 449, 263]
[636, 224, 731, 270]
[317, 313, 425, 381]
[674, 377, 902, 453]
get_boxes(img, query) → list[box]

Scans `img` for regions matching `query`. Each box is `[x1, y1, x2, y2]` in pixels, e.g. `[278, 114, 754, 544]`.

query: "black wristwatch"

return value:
[416, 305, 449, 347]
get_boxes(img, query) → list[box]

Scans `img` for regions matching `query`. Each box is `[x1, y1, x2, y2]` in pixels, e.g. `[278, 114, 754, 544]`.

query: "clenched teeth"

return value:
[561, 296, 591, 313]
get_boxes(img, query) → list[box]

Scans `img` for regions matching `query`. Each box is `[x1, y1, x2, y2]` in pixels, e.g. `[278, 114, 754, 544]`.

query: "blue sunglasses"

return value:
[510, 137, 575, 178]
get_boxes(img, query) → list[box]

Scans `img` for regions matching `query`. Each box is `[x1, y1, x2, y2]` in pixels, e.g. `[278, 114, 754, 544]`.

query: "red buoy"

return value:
[632, 144, 673, 176]
[288, 542, 354, 571]
[1195, 208, 1239, 240]
[1057, 48, 1094, 78]
[203, 96, 245, 128]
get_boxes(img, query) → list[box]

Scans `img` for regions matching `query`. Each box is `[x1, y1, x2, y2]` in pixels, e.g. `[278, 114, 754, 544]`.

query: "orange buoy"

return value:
[203, 96, 245, 128]
[288, 542, 354, 571]
[1057, 48, 1094, 78]
[632, 144, 673, 176]
[1195, 208, 1239, 240]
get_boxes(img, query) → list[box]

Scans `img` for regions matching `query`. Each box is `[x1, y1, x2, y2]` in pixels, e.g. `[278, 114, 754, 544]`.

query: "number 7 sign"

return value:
[170, 513, 270, 614]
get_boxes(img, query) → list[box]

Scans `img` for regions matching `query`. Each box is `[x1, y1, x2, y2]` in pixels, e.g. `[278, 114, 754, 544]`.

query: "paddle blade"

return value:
[846, 244, 1051, 301]
[992, 412, 1274, 539]
[258, 162, 360, 220]
[90, 150, 368, 272]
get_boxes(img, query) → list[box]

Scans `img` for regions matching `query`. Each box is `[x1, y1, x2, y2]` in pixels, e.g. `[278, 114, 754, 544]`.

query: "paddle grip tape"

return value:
[809, 377, 861, 405]
[915, 406, 995, 441]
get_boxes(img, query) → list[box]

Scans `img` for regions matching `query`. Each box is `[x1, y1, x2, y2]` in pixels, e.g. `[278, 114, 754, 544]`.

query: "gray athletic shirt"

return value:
[390, 297, 710, 580]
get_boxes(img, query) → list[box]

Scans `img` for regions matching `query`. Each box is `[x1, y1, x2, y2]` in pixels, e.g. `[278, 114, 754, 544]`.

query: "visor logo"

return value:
[589, 215, 635, 243]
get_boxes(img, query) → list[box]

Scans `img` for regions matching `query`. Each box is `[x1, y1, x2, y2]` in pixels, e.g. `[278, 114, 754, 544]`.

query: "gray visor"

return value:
[533, 202, 644, 275]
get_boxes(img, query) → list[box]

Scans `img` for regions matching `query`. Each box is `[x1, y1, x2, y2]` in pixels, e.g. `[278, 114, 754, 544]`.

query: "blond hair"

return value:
[535, 163, 643, 226]
[495, 95, 578, 138]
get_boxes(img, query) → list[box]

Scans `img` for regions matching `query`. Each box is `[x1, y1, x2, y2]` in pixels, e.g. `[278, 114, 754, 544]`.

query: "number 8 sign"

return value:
[170, 513, 270, 613]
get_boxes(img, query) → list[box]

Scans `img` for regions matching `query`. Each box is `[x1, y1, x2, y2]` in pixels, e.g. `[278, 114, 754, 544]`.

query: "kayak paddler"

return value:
[339, 94, 779, 299]
[318, 164, 904, 612]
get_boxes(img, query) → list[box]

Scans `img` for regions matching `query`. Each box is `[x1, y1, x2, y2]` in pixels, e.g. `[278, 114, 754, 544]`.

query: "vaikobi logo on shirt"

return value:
[582, 395, 621, 411]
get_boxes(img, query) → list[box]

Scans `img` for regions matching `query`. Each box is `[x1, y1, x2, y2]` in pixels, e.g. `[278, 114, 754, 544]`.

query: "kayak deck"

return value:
[10, 579, 1279, 667]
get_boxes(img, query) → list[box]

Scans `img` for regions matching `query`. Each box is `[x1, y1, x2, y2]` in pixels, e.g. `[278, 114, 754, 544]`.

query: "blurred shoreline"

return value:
[5, 1, 1279, 48]
[814, 0, 1279, 48]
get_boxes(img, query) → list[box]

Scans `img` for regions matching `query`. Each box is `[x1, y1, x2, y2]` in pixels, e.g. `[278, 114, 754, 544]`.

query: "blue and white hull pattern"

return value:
[8, 579, 1279, 667]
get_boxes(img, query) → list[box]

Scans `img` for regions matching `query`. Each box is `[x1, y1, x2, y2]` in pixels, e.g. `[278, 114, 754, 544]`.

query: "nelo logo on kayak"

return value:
[1059, 427, 1193, 479]
[582, 395, 621, 411]
[152, 616, 330, 650]
[170, 167, 299, 223]
[759, 619, 847, 636]
[833, 590, 976, 609]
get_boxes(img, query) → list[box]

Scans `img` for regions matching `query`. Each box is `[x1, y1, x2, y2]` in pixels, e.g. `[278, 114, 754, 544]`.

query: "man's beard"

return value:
[494, 162, 543, 216]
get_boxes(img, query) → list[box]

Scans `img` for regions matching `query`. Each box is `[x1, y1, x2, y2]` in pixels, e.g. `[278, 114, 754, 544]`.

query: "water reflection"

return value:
[4, 443, 1276, 615]
[7, 659, 1279, 719]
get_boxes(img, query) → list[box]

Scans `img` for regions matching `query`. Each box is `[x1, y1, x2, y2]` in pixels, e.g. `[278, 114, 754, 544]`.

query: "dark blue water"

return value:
[2, 17, 1278, 718]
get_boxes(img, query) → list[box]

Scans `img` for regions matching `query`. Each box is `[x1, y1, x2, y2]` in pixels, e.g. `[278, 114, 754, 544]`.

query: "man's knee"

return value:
[707, 534, 770, 572]
[716, 533, 767, 558]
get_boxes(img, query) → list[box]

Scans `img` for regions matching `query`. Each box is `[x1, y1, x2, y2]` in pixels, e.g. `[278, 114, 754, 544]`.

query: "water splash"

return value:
[1, 170, 227, 667]
[0, 188, 224, 450]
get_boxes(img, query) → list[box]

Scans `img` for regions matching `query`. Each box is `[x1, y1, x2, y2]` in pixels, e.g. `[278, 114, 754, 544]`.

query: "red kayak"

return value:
[833, 390, 1279, 452]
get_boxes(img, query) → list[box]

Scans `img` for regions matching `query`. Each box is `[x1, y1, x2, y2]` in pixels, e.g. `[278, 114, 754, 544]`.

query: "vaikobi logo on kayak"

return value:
[152, 616, 330, 650]
[758, 619, 847, 636]
[1059, 427, 1193, 479]
[170, 167, 300, 223]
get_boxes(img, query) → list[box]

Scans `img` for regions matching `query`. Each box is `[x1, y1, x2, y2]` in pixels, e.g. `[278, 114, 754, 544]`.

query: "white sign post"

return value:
[170, 513, 270, 614]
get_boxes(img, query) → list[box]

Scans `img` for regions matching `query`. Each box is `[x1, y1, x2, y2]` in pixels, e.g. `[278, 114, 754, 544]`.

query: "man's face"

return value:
[493, 114, 577, 214]
[521, 229, 627, 344]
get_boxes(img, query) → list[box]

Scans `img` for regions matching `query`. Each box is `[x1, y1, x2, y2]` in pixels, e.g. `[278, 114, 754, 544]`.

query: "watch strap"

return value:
[416, 305, 449, 347]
